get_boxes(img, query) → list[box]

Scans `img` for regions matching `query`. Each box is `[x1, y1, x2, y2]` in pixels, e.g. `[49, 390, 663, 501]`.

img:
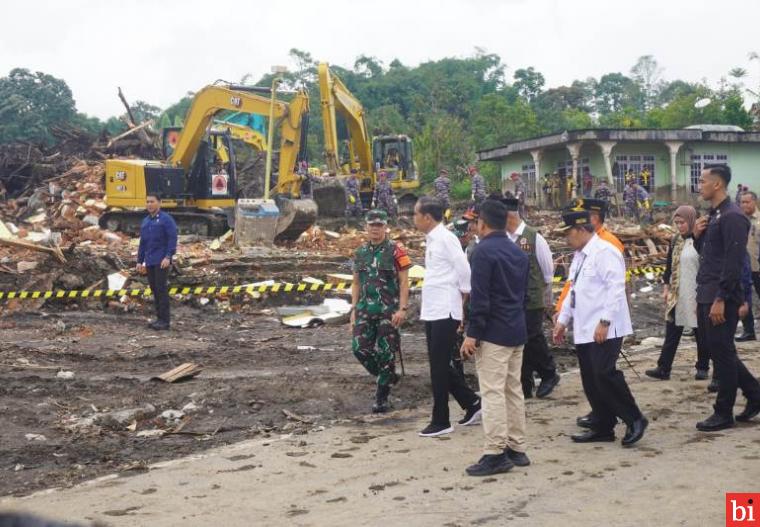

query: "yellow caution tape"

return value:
[0, 264, 666, 302]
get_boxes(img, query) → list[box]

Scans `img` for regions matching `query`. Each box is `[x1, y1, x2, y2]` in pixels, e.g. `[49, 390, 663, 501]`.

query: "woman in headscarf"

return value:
[646, 205, 710, 380]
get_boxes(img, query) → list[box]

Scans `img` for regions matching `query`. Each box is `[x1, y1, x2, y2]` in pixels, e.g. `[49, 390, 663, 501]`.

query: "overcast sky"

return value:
[2, 0, 758, 119]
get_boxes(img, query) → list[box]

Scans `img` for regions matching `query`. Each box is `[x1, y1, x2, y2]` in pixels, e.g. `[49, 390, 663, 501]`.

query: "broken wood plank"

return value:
[0, 237, 66, 263]
[106, 120, 154, 148]
[152, 362, 202, 383]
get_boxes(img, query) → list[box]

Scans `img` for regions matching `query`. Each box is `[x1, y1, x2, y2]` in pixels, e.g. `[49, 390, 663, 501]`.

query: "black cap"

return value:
[558, 209, 592, 232]
[452, 219, 470, 237]
[573, 198, 607, 219]
[501, 197, 519, 212]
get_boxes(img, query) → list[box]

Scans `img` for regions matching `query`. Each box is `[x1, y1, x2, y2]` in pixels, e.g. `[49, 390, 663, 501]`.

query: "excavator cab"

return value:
[373, 135, 416, 184]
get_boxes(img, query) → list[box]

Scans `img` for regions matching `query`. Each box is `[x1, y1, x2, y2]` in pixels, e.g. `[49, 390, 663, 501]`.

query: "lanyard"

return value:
[570, 254, 587, 309]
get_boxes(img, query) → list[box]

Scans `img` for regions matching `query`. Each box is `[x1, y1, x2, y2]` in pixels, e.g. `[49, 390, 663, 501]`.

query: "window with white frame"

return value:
[613, 154, 656, 193]
[690, 154, 728, 193]
[520, 163, 537, 199]
[556, 158, 590, 193]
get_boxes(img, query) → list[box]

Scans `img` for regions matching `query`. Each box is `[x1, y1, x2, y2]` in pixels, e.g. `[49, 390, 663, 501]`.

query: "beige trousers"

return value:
[475, 340, 527, 455]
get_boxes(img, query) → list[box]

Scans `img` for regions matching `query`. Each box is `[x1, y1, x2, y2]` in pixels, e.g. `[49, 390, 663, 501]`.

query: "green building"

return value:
[476, 125, 760, 206]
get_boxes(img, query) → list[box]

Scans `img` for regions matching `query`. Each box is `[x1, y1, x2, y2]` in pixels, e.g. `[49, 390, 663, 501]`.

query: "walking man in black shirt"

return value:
[693, 164, 760, 431]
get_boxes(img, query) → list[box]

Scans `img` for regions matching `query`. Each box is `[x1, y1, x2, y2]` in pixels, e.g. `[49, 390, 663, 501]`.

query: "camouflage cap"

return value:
[366, 209, 388, 225]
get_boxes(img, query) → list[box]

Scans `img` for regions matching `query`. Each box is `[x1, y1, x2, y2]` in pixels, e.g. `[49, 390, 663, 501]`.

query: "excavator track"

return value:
[99, 209, 230, 237]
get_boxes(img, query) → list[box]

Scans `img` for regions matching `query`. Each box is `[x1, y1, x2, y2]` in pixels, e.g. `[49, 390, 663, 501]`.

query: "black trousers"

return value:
[741, 272, 760, 335]
[146, 265, 170, 324]
[425, 318, 479, 426]
[576, 337, 642, 431]
[698, 302, 760, 416]
[656, 316, 710, 373]
[521, 308, 556, 391]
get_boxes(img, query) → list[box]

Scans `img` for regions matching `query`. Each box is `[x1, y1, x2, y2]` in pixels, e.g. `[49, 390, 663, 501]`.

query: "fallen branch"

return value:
[106, 120, 154, 149]
[0, 237, 66, 263]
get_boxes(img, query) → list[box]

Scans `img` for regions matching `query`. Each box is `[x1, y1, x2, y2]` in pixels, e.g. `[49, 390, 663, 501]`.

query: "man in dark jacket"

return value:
[460, 199, 530, 477]
[137, 194, 178, 330]
[693, 164, 760, 430]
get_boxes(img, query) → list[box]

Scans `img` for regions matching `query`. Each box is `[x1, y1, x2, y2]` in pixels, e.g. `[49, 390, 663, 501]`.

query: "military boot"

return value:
[372, 384, 392, 414]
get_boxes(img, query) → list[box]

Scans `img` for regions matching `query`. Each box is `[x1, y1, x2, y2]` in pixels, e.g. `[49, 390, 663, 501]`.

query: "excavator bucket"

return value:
[312, 181, 348, 217]
[274, 196, 319, 241]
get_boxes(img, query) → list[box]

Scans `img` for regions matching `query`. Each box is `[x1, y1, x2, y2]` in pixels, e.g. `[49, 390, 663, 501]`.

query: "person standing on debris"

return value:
[372, 171, 398, 221]
[736, 183, 745, 205]
[434, 168, 452, 219]
[510, 172, 527, 216]
[594, 179, 613, 204]
[692, 164, 760, 431]
[645, 206, 711, 381]
[350, 210, 412, 414]
[634, 183, 651, 222]
[582, 168, 593, 198]
[460, 199, 530, 476]
[503, 198, 560, 400]
[469, 166, 487, 206]
[553, 209, 648, 447]
[737, 191, 760, 342]
[345, 170, 363, 221]
[413, 196, 482, 437]
[136, 194, 177, 331]
[550, 172, 561, 209]
[623, 179, 637, 219]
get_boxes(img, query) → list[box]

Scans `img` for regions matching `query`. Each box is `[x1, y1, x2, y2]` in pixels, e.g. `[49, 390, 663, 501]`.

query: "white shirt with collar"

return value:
[421, 222, 471, 321]
[558, 234, 632, 344]
[507, 221, 554, 284]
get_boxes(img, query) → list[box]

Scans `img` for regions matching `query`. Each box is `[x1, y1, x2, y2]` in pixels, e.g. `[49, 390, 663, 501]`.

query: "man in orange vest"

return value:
[554, 198, 626, 430]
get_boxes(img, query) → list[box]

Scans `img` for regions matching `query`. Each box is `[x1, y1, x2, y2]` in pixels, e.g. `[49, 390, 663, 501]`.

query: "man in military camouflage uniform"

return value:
[434, 168, 452, 217]
[469, 165, 487, 205]
[351, 210, 412, 413]
[623, 179, 637, 219]
[372, 171, 398, 221]
[345, 170, 363, 220]
[594, 179, 613, 203]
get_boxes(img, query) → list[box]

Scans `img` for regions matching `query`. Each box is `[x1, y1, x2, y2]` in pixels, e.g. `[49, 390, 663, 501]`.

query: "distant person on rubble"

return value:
[469, 165, 487, 206]
[372, 171, 398, 221]
[350, 209, 411, 413]
[594, 179, 613, 204]
[344, 169, 364, 221]
[136, 193, 177, 331]
[433, 168, 452, 220]
[510, 172, 527, 216]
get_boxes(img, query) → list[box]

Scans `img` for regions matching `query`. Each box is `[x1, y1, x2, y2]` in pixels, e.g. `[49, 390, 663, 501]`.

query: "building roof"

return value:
[477, 127, 760, 162]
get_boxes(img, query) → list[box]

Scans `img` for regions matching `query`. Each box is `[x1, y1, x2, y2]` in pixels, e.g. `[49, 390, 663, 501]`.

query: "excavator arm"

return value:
[170, 84, 309, 197]
[318, 63, 372, 176]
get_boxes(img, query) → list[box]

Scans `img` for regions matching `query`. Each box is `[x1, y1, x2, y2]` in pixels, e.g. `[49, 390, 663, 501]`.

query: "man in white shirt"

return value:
[414, 196, 482, 437]
[503, 198, 560, 399]
[552, 209, 648, 447]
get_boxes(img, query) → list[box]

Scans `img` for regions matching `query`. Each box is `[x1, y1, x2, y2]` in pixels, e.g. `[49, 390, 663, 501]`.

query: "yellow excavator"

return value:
[100, 83, 315, 240]
[314, 62, 419, 216]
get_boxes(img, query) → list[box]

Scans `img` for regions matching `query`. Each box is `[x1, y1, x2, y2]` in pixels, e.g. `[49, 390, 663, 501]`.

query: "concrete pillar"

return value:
[566, 142, 582, 199]
[530, 148, 543, 207]
[596, 141, 617, 186]
[665, 141, 684, 203]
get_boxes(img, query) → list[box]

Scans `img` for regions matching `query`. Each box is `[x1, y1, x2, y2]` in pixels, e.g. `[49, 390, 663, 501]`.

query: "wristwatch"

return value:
[400, 306, 408, 311]
[599, 319, 611, 327]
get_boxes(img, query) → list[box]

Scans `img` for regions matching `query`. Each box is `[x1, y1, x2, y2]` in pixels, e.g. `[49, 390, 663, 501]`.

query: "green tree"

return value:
[630, 55, 663, 111]
[594, 73, 641, 115]
[513, 67, 545, 102]
[471, 93, 540, 149]
[0, 68, 77, 144]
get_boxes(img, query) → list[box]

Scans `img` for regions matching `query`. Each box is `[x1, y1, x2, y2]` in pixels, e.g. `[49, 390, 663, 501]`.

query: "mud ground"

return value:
[0, 277, 672, 500]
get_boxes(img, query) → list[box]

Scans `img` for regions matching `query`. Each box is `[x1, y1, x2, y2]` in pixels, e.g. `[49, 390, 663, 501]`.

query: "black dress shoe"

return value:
[645, 367, 670, 380]
[576, 413, 598, 429]
[696, 412, 735, 432]
[465, 453, 514, 476]
[694, 369, 709, 381]
[149, 321, 170, 331]
[736, 399, 760, 422]
[735, 332, 756, 342]
[622, 417, 648, 447]
[536, 374, 561, 398]
[571, 429, 615, 443]
[707, 379, 720, 393]
[505, 447, 531, 467]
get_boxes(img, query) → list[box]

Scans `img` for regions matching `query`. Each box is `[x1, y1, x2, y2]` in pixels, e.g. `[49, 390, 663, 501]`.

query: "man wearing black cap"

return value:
[553, 208, 648, 447]
[692, 164, 760, 430]
[503, 197, 560, 399]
